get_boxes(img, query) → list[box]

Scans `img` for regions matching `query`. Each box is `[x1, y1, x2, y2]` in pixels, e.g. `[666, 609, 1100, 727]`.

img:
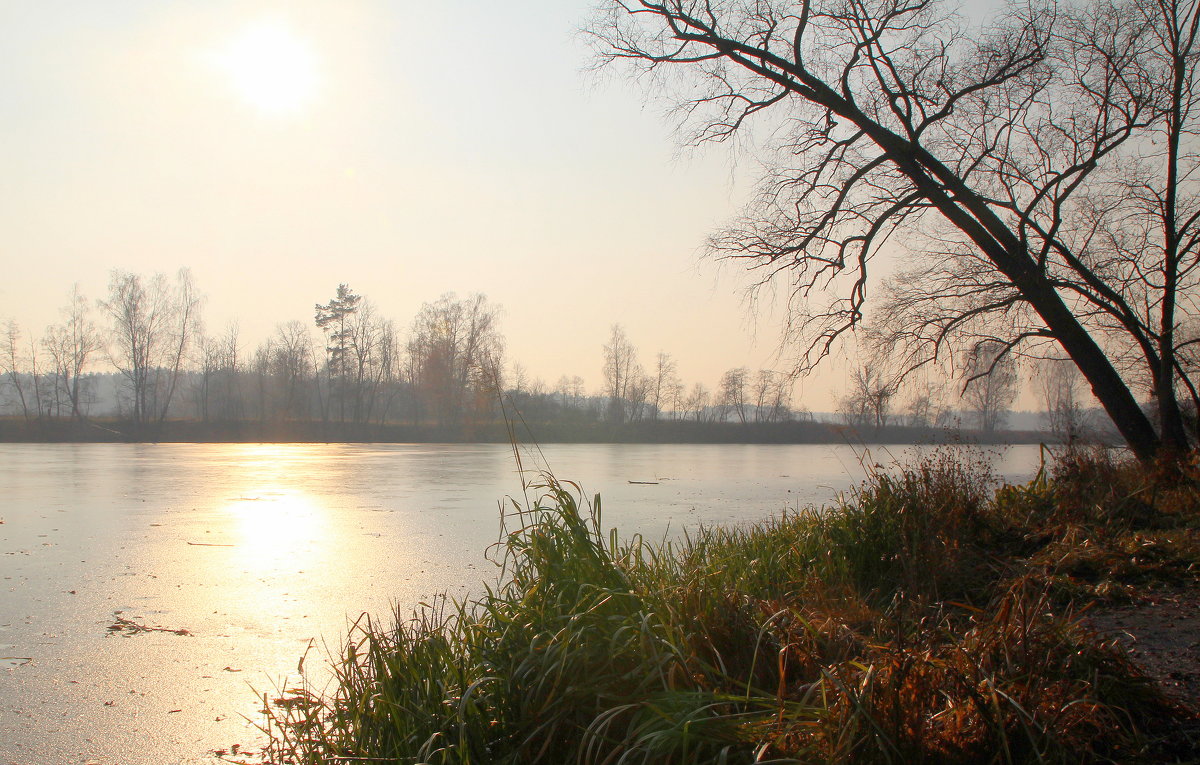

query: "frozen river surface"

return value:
[0, 442, 1045, 764]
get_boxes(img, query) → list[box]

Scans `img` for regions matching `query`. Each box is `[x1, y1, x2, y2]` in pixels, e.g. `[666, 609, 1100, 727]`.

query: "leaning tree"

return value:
[593, 0, 1200, 459]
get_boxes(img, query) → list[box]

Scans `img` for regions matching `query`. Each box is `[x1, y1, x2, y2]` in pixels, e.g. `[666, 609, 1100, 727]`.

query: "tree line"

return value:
[1, 272, 1081, 441]
[2, 276, 513, 433]
[0, 274, 812, 436]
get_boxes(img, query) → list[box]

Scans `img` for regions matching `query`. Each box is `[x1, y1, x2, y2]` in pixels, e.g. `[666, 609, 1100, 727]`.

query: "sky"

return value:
[0, 0, 954, 410]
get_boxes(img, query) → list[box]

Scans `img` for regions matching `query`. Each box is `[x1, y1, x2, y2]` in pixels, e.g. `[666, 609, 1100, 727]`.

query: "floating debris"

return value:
[107, 611, 192, 637]
[210, 742, 256, 763]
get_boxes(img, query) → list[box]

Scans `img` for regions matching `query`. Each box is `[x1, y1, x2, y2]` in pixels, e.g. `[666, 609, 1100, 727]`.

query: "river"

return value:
[0, 442, 1046, 764]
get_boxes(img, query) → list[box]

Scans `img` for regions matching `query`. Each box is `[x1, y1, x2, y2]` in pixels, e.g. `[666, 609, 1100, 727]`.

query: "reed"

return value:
[260, 448, 1198, 764]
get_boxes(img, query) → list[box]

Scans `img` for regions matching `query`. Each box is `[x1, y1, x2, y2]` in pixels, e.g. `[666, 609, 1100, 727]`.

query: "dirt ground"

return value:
[1091, 588, 1200, 705]
[1089, 587, 1200, 758]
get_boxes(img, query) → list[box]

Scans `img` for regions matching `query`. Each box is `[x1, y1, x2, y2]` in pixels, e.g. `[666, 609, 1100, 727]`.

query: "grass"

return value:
[258, 448, 1200, 764]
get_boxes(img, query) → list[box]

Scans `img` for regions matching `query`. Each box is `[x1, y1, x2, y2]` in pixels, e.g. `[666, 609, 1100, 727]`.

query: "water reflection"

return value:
[206, 445, 328, 569]
[227, 490, 325, 573]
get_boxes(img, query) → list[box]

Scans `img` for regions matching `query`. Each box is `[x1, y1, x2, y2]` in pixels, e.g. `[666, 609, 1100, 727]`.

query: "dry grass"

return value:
[258, 448, 1200, 764]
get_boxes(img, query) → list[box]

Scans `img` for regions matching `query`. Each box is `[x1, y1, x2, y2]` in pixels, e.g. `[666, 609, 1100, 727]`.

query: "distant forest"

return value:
[1, 271, 1102, 443]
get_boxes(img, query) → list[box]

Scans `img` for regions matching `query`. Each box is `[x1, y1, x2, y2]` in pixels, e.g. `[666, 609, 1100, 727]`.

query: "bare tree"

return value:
[511, 363, 531, 396]
[594, 0, 1199, 459]
[370, 318, 403, 425]
[2, 321, 32, 421]
[409, 293, 504, 429]
[192, 333, 220, 422]
[898, 376, 951, 429]
[962, 341, 1019, 433]
[346, 301, 397, 424]
[668, 376, 687, 420]
[718, 366, 750, 423]
[43, 286, 102, 420]
[99, 269, 201, 426]
[1037, 356, 1093, 443]
[212, 324, 243, 421]
[685, 381, 712, 421]
[25, 331, 47, 419]
[554, 374, 588, 410]
[158, 269, 201, 423]
[752, 369, 792, 422]
[554, 375, 574, 407]
[839, 366, 896, 431]
[250, 340, 272, 424]
[272, 321, 315, 420]
[650, 351, 680, 420]
[602, 324, 640, 423]
[626, 369, 652, 422]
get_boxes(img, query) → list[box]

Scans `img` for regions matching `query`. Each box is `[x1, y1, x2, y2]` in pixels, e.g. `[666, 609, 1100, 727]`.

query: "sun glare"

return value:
[212, 20, 320, 117]
[228, 489, 325, 572]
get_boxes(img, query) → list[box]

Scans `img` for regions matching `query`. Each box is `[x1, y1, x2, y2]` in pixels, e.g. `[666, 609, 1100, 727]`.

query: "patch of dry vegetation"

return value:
[259, 449, 1200, 764]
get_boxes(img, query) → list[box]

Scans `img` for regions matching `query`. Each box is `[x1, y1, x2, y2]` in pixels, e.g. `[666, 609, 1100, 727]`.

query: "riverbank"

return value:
[260, 448, 1199, 763]
[0, 416, 1063, 446]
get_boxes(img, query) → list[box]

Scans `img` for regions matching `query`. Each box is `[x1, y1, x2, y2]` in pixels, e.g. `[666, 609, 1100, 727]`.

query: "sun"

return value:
[212, 20, 320, 117]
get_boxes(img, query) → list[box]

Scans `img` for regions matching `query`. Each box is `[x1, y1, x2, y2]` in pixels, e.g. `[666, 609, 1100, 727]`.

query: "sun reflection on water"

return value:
[219, 445, 330, 573]
[228, 491, 323, 570]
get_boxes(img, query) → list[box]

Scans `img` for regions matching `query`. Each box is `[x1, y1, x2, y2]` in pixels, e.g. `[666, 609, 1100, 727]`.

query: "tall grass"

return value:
[260, 449, 1198, 764]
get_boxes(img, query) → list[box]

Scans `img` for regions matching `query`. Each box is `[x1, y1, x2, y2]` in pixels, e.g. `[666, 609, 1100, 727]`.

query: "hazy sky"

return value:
[0, 1, 892, 409]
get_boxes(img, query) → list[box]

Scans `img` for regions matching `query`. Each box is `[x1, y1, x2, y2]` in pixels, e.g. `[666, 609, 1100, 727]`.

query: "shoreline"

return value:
[0, 417, 1071, 446]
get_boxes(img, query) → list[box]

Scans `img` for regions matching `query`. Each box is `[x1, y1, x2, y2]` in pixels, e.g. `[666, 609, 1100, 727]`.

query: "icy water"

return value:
[0, 442, 1045, 764]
